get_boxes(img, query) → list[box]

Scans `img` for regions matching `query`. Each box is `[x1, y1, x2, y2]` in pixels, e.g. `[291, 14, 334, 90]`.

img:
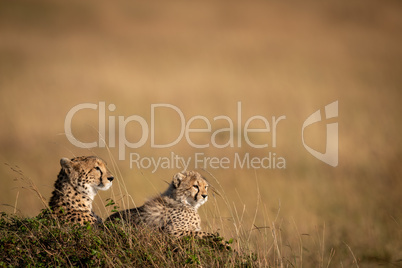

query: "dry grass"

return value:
[1, 0, 402, 266]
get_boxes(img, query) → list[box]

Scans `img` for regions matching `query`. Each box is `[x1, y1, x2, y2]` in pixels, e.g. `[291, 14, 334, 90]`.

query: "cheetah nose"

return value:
[201, 194, 207, 199]
[107, 176, 114, 182]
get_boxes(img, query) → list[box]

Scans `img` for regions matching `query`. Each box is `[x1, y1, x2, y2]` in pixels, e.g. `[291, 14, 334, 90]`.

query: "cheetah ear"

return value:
[172, 172, 186, 188]
[60, 158, 71, 169]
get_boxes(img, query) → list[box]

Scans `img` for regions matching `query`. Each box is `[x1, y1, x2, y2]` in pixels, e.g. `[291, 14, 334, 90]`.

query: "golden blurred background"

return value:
[1, 0, 401, 266]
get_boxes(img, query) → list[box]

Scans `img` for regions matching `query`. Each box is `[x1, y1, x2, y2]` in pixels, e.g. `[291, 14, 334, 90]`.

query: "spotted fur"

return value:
[108, 171, 213, 238]
[49, 156, 114, 225]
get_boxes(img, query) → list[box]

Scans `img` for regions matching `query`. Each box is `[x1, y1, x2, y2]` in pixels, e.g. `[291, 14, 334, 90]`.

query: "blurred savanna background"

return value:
[1, 0, 401, 266]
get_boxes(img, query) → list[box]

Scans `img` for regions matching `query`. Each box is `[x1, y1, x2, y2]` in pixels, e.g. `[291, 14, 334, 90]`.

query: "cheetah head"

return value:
[60, 156, 114, 200]
[168, 171, 209, 210]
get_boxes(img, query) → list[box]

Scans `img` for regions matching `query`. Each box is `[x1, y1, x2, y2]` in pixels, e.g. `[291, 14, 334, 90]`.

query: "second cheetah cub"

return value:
[108, 171, 214, 238]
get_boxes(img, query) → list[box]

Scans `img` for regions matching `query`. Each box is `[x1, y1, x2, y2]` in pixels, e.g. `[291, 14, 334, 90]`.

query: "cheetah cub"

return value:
[108, 171, 213, 238]
[49, 156, 114, 225]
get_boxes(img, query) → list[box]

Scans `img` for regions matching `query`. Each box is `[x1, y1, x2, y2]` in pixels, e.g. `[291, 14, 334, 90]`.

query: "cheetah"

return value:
[48, 156, 114, 225]
[108, 171, 214, 238]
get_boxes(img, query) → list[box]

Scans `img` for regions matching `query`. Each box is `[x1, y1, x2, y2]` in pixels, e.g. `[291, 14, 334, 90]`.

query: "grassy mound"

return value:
[0, 211, 256, 267]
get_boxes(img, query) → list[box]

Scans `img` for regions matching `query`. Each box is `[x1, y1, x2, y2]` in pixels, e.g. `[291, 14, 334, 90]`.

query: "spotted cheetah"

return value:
[49, 156, 114, 225]
[108, 171, 213, 238]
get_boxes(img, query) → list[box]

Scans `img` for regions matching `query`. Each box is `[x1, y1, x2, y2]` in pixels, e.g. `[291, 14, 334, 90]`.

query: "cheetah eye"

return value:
[193, 185, 199, 189]
[95, 166, 103, 177]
